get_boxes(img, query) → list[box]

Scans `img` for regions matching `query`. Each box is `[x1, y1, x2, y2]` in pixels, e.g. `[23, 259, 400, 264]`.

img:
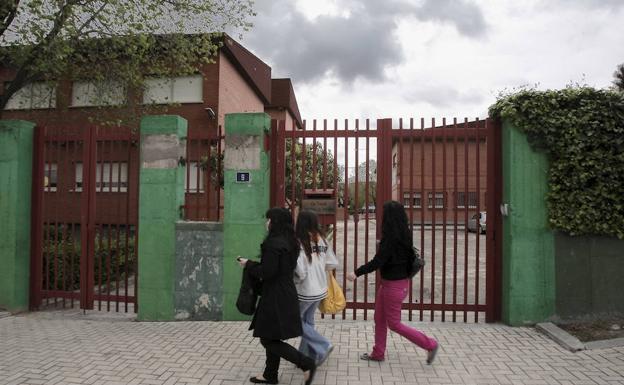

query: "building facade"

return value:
[391, 120, 487, 224]
[1, 34, 302, 222]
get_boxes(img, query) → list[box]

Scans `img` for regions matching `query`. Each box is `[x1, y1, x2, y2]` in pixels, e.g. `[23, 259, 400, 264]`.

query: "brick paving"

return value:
[1, 311, 623, 385]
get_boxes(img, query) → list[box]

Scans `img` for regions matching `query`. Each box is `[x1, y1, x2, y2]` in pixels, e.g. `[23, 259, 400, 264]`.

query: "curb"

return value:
[537, 322, 624, 352]
[585, 337, 624, 350]
[536, 322, 585, 352]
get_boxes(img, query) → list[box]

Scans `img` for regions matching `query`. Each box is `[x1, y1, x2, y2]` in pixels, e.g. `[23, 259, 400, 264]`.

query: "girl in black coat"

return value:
[238, 208, 317, 385]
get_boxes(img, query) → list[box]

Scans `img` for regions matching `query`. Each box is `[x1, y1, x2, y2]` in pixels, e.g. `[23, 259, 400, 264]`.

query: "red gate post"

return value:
[29, 126, 45, 310]
[80, 126, 97, 310]
[375, 118, 393, 233]
[485, 118, 503, 322]
[269, 120, 286, 208]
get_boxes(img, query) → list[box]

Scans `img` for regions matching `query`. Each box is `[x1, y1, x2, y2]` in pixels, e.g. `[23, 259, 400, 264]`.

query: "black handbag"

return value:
[407, 247, 425, 278]
[236, 265, 260, 315]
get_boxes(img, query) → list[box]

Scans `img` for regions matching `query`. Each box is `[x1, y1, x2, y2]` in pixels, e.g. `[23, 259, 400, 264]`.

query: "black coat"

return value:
[247, 237, 302, 340]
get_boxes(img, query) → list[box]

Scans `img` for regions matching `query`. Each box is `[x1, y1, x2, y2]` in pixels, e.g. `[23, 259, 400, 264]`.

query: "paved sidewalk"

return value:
[1, 311, 623, 385]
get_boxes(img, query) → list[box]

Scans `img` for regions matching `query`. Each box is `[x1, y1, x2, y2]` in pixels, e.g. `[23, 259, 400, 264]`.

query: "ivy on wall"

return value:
[489, 87, 624, 239]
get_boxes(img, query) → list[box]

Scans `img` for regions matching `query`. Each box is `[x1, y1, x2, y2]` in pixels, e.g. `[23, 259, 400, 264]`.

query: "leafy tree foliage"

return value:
[0, 0, 255, 115]
[285, 139, 340, 208]
[614, 63, 624, 92]
[490, 87, 624, 238]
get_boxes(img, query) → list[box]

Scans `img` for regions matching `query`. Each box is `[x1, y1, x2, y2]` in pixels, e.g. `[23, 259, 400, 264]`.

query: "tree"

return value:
[357, 159, 377, 182]
[614, 63, 624, 92]
[285, 140, 340, 208]
[351, 160, 377, 212]
[0, 0, 255, 115]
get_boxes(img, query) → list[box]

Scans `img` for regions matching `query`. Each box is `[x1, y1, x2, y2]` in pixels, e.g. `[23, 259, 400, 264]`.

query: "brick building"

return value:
[391, 119, 487, 224]
[1, 34, 302, 222]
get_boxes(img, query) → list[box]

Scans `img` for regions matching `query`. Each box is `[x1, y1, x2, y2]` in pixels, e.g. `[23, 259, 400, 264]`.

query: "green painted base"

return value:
[0, 120, 35, 312]
[501, 121, 555, 326]
[222, 113, 270, 321]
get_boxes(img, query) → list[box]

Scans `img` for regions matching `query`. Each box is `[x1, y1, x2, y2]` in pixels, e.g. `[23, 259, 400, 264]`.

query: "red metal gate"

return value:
[30, 126, 139, 312]
[270, 118, 502, 322]
[183, 126, 224, 221]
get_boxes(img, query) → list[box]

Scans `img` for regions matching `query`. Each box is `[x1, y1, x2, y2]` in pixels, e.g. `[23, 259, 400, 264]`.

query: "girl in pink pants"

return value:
[347, 201, 439, 364]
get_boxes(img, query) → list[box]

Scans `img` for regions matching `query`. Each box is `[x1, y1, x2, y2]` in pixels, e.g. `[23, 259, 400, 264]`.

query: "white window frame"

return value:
[96, 162, 128, 192]
[456, 191, 478, 209]
[74, 162, 128, 192]
[185, 161, 205, 193]
[142, 75, 203, 104]
[71, 81, 126, 107]
[44, 163, 58, 192]
[427, 192, 445, 209]
[4, 82, 57, 110]
[403, 192, 422, 208]
[74, 162, 83, 192]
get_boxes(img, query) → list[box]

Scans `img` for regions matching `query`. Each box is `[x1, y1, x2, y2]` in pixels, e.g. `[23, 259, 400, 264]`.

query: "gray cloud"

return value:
[243, 0, 487, 85]
[416, 0, 487, 37]
[556, 0, 624, 8]
[537, 0, 624, 11]
[403, 86, 485, 108]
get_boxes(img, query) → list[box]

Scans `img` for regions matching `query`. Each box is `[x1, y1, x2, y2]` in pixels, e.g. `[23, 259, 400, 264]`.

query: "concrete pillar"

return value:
[501, 120, 555, 325]
[137, 116, 187, 321]
[0, 120, 35, 312]
[222, 113, 270, 320]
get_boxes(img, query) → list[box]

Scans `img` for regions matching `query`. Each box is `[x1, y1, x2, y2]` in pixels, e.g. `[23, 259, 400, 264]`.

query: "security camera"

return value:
[205, 107, 216, 119]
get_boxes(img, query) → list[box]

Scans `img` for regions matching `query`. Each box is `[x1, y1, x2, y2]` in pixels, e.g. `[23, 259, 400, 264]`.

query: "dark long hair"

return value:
[265, 207, 299, 257]
[380, 200, 413, 257]
[295, 211, 325, 263]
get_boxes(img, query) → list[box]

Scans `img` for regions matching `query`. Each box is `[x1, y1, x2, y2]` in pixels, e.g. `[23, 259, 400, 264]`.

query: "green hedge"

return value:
[43, 226, 137, 291]
[489, 87, 624, 238]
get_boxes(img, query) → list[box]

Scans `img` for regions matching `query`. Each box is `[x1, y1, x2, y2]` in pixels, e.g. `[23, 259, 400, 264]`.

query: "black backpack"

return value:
[236, 264, 261, 315]
[407, 247, 425, 278]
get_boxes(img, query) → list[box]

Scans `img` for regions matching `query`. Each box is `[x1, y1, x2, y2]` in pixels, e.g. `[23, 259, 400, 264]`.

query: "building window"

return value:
[427, 192, 445, 209]
[456, 191, 478, 209]
[142, 75, 203, 104]
[44, 163, 58, 192]
[74, 162, 128, 192]
[75, 163, 83, 191]
[71, 81, 126, 107]
[4, 82, 56, 110]
[185, 162, 205, 193]
[403, 192, 422, 208]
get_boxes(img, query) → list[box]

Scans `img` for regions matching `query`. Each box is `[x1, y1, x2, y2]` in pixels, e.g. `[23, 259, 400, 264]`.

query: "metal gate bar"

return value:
[31, 126, 139, 313]
[183, 125, 224, 221]
[271, 117, 501, 322]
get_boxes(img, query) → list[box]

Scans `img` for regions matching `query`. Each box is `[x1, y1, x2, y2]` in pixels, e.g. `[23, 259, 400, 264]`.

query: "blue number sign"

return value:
[236, 172, 251, 183]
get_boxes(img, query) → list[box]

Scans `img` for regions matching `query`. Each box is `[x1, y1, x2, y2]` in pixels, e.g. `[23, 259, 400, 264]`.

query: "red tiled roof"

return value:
[268, 78, 303, 129]
[220, 34, 272, 105]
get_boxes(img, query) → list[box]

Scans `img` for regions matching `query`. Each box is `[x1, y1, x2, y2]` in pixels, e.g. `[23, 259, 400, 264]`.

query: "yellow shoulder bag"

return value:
[319, 271, 346, 314]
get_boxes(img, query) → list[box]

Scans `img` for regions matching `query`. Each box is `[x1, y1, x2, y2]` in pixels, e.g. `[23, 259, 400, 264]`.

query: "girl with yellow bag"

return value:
[294, 211, 341, 366]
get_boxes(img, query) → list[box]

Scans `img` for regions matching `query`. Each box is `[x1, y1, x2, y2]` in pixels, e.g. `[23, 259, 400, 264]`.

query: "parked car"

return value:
[358, 205, 376, 214]
[467, 211, 486, 234]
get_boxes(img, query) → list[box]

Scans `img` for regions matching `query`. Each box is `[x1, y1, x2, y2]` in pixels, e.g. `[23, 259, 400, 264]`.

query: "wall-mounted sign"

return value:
[236, 172, 251, 183]
[302, 199, 336, 215]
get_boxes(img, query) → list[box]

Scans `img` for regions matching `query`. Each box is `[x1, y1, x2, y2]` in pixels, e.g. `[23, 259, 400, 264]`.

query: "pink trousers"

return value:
[370, 278, 437, 360]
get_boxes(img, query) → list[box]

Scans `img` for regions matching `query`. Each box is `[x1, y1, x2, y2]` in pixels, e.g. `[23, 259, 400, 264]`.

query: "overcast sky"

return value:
[236, 0, 624, 122]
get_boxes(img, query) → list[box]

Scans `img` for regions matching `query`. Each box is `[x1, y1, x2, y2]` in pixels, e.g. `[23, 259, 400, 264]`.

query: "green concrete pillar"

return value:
[223, 113, 270, 320]
[137, 115, 187, 321]
[501, 121, 555, 325]
[0, 120, 35, 313]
